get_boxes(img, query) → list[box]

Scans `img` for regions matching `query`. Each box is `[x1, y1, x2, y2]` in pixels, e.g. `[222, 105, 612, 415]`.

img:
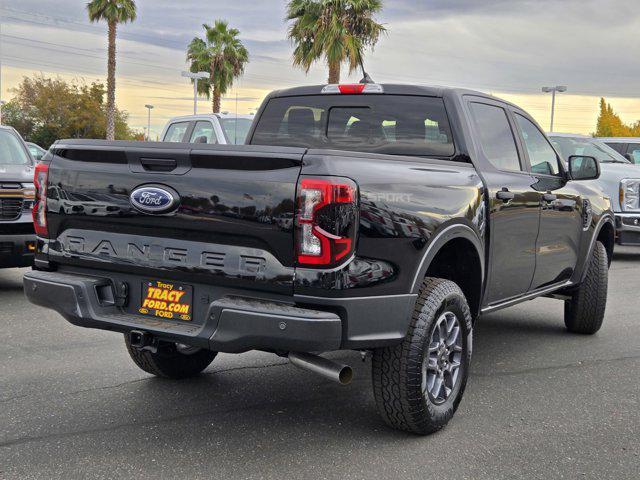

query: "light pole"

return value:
[144, 104, 154, 141]
[541, 85, 567, 132]
[0, 100, 5, 125]
[181, 71, 209, 115]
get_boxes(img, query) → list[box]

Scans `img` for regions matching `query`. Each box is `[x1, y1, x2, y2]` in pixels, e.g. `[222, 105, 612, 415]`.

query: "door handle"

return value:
[496, 188, 515, 201]
[542, 192, 557, 202]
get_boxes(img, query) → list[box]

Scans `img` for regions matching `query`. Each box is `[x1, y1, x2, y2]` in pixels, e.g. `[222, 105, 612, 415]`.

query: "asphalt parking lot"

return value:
[1, 248, 639, 480]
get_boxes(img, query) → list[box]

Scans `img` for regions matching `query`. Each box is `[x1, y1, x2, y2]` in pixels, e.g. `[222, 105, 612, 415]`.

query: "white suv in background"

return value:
[160, 113, 255, 145]
[549, 133, 640, 246]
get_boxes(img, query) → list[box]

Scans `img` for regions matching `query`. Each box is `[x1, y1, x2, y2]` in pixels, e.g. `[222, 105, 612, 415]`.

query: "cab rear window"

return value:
[163, 122, 189, 142]
[251, 95, 454, 157]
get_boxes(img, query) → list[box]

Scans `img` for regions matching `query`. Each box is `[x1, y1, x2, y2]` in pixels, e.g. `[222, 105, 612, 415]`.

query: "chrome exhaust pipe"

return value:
[288, 352, 353, 385]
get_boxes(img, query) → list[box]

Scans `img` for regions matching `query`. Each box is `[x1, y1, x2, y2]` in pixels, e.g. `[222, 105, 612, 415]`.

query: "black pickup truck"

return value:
[24, 83, 614, 434]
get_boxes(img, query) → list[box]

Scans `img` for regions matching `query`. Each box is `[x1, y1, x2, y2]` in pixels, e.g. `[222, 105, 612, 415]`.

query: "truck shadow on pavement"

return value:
[0, 268, 27, 291]
[68, 301, 589, 446]
[612, 251, 640, 263]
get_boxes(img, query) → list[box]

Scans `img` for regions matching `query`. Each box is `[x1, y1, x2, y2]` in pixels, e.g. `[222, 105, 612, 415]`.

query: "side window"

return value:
[606, 142, 625, 154]
[514, 114, 561, 175]
[629, 145, 640, 165]
[163, 122, 189, 142]
[189, 121, 217, 144]
[469, 102, 521, 171]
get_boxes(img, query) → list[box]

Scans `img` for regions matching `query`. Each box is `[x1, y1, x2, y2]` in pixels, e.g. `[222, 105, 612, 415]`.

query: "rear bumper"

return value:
[615, 213, 640, 245]
[23, 269, 417, 351]
[23, 270, 342, 353]
[0, 233, 36, 268]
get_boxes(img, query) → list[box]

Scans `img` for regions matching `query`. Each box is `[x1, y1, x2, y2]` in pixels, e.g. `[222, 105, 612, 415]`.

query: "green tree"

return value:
[286, 0, 386, 83]
[1, 101, 35, 140]
[187, 20, 249, 113]
[86, 0, 137, 140]
[3, 74, 140, 148]
[595, 98, 640, 137]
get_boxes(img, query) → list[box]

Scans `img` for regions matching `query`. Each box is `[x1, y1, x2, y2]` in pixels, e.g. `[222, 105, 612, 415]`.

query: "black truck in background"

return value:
[24, 83, 614, 434]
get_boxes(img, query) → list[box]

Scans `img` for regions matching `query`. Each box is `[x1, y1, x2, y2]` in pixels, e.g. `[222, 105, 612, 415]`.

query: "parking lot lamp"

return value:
[541, 85, 567, 132]
[181, 71, 209, 115]
[144, 104, 154, 141]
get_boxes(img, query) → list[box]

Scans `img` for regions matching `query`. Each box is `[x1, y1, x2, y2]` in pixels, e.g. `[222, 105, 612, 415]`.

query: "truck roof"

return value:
[264, 83, 528, 113]
[595, 137, 640, 142]
[166, 113, 255, 123]
[547, 132, 591, 138]
[267, 83, 494, 100]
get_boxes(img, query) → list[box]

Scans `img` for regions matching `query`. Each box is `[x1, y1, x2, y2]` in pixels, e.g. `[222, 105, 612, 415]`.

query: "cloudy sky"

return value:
[1, 0, 639, 137]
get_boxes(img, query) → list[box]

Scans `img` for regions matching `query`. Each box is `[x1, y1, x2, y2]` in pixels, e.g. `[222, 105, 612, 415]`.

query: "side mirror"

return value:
[624, 153, 634, 163]
[568, 155, 600, 181]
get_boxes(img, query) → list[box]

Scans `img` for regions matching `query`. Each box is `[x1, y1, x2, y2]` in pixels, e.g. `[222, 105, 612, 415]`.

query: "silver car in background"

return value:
[26, 142, 47, 162]
[549, 133, 640, 246]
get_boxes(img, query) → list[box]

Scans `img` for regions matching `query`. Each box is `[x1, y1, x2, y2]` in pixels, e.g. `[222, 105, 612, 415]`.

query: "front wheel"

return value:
[372, 277, 473, 435]
[124, 335, 217, 379]
[564, 240, 608, 334]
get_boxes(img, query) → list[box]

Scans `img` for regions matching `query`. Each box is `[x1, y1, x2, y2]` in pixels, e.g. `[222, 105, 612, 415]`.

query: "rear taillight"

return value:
[33, 163, 49, 237]
[295, 177, 358, 267]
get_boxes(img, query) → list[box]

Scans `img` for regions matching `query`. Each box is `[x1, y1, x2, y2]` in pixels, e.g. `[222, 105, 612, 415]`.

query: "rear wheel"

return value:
[124, 335, 217, 379]
[564, 241, 608, 334]
[372, 278, 473, 435]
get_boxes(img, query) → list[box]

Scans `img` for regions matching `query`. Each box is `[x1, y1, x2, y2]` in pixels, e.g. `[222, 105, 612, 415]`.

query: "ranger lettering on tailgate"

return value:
[57, 232, 271, 279]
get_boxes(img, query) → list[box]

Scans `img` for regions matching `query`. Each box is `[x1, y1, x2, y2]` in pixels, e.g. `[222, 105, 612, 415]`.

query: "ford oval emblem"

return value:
[130, 185, 179, 214]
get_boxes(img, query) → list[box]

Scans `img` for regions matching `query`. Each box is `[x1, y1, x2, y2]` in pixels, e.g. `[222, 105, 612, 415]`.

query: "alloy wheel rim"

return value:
[422, 311, 463, 405]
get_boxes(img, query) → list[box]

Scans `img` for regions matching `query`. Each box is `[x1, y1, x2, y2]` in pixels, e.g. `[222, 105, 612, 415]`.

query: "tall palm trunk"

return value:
[212, 89, 221, 113]
[328, 61, 341, 84]
[210, 61, 221, 113]
[106, 20, 117, 140]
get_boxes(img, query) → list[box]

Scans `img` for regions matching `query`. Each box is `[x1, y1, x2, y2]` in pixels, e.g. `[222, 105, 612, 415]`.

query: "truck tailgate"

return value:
[44, 141, 305, 295]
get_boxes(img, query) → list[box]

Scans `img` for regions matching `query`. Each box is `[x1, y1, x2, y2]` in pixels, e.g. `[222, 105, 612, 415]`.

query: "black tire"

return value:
[372, 278, 473, 435]
[124, 335, 217, 379]
[564, 241, 608, 334]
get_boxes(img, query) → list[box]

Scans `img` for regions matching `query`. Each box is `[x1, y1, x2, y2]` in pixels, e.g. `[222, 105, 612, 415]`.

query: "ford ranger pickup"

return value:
[24, 83, 614, 434]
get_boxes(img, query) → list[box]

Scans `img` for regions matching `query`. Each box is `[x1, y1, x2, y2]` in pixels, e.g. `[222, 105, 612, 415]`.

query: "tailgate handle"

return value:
[140, 157, 177, 172]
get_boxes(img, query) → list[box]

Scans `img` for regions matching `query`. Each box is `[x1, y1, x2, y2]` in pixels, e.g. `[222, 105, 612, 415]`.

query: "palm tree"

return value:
[286, 0, 386, 84]
[187, 21, 249, 114]
[86, 0, 137, 140]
